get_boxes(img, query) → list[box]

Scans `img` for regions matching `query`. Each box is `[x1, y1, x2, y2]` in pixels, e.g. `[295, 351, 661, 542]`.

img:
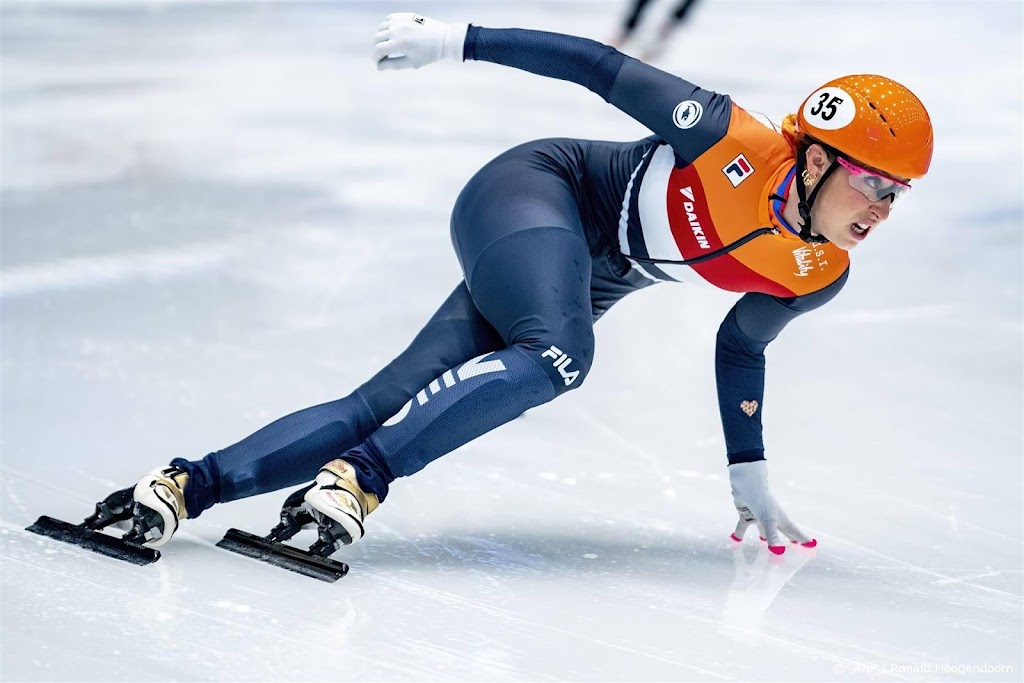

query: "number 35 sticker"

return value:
[802, 87, 855, 130]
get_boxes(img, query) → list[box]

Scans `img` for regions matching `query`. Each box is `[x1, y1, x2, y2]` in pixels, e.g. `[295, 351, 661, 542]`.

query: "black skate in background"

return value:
[216, 484, 349, 583]
[26, 488, 160, 565]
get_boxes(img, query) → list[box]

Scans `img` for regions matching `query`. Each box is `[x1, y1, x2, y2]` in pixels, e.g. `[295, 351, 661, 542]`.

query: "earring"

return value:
[801, 169, 816, 186]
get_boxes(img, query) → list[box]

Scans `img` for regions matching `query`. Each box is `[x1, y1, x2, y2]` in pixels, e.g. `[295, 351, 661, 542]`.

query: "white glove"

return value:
[729, 460, 817, 554]
[372, 13, 469, 71]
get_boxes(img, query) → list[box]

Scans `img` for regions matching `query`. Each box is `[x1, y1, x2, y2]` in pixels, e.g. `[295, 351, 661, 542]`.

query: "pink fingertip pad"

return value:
[768, 545, 786, 555]
[729, 533, 742, 543]
[801, 539, 818, 548]
[759, 536, 766, 542]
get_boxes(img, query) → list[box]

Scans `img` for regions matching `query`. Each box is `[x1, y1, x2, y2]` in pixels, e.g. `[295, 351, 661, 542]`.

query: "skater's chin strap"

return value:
[786, 142, 837, 245]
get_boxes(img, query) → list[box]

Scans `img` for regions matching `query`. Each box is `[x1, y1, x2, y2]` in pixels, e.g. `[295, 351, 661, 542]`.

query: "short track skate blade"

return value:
[26, 516, 160, 566]
[216, 528, 349, 583]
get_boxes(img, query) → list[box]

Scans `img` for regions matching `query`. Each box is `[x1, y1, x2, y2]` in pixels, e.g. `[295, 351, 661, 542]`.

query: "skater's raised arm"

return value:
[372, 13, 730, 161]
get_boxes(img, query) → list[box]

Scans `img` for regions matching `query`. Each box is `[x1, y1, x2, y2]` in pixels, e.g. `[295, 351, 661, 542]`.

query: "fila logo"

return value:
[382, 352, 507, 426]
[722, 153, 754, 187]
[541, 346, 580, 386]
[679, 186, 710, 249]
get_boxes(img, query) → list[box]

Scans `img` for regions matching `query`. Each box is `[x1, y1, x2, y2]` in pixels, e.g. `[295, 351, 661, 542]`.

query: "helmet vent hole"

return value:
[868, 100, 895, 136]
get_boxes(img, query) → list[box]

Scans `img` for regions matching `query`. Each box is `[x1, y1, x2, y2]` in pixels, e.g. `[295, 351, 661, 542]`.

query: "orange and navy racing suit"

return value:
[171, 27, 850, 514]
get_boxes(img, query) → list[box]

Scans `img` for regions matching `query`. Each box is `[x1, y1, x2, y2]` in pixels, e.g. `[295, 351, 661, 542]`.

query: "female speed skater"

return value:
[111, 13, 933, 558]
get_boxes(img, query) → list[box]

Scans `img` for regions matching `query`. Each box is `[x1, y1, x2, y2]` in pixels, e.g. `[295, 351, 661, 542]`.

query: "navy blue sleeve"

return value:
[716, 270, 849, 464]
[464, 26, 730, 163]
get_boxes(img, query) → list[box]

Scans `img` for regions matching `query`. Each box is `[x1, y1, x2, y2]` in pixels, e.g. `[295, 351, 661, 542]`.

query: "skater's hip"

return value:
[449, 138, 627, 275]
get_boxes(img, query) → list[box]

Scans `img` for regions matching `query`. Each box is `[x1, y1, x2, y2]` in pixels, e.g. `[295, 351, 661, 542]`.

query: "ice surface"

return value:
[2, 1, 1022, 681]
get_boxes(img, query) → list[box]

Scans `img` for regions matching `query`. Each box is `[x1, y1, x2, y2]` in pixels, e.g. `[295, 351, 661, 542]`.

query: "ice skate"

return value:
[25, 476, 178, 566]
[303, 459, 379, 554]
[122, 465, 190, 548]
[216, 470, 367, 583]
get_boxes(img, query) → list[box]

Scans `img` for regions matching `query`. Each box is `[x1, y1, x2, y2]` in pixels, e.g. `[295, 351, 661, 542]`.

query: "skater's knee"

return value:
[539, 341, 592, 394]
[518, 328, 594, 395]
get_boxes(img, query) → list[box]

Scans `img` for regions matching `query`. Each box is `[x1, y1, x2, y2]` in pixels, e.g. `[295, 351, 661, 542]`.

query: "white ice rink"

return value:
[2, 1, 1022, 680]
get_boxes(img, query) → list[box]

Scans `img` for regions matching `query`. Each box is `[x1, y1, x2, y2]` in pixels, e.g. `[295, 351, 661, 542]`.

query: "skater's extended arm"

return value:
[715, 270, 849, 463]
[716, 271, 847, 552]
[373, 13, 730, 161]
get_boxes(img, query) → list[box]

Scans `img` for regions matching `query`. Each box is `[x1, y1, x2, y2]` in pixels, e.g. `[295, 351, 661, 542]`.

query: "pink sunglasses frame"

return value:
[835, 156, 911, 203]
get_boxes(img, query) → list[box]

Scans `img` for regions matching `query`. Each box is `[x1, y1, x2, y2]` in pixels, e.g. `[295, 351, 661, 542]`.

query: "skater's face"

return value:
[803, 144, 904, 251]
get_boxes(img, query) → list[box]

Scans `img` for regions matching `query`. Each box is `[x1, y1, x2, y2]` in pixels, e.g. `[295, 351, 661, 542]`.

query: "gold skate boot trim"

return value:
[321, 459, 379, 516]
[154, 469, 190, 519]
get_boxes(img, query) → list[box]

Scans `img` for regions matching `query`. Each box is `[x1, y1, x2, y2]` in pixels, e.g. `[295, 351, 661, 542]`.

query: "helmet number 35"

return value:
[802, 87, 855, 130]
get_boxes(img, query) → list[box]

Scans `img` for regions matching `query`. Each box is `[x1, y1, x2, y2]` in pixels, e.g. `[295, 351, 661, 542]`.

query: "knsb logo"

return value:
[382, 352, 507, 427]
[672, 100, 703, 129]
[541, 346, 580, 386]
[792, 245, 814, 277]
[680, 186, 711, 249]
[722, 153, 754, 188]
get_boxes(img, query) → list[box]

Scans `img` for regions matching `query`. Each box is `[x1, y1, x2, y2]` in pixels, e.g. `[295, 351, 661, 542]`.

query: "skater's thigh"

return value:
[465, 226, 593, 352]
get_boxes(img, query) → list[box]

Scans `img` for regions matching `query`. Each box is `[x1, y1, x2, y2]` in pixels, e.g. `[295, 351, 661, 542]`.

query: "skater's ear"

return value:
[802, 143, 832, 181]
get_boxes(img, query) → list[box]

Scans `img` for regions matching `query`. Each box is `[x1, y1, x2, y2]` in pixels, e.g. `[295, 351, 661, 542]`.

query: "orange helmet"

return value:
[791, 75, 933, 179]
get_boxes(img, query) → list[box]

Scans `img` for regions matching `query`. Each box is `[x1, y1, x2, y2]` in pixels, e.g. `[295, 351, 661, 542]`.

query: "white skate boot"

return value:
[127, 465, 189, 548]
[303, 459, 378, 552]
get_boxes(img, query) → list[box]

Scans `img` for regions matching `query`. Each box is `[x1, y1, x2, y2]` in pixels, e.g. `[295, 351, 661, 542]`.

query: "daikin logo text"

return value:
[680, 186, 711, 249]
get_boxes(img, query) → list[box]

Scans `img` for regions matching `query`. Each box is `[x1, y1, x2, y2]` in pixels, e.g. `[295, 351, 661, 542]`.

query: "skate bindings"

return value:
[26, 465, 189, 565]
[217, 459, 377, 582]
[303, 459, 379, 553]
[125, 465, 190, 548]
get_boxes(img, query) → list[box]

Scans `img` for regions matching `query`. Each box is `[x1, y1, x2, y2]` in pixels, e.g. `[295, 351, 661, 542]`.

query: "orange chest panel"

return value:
[630, 106, 849, 296]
